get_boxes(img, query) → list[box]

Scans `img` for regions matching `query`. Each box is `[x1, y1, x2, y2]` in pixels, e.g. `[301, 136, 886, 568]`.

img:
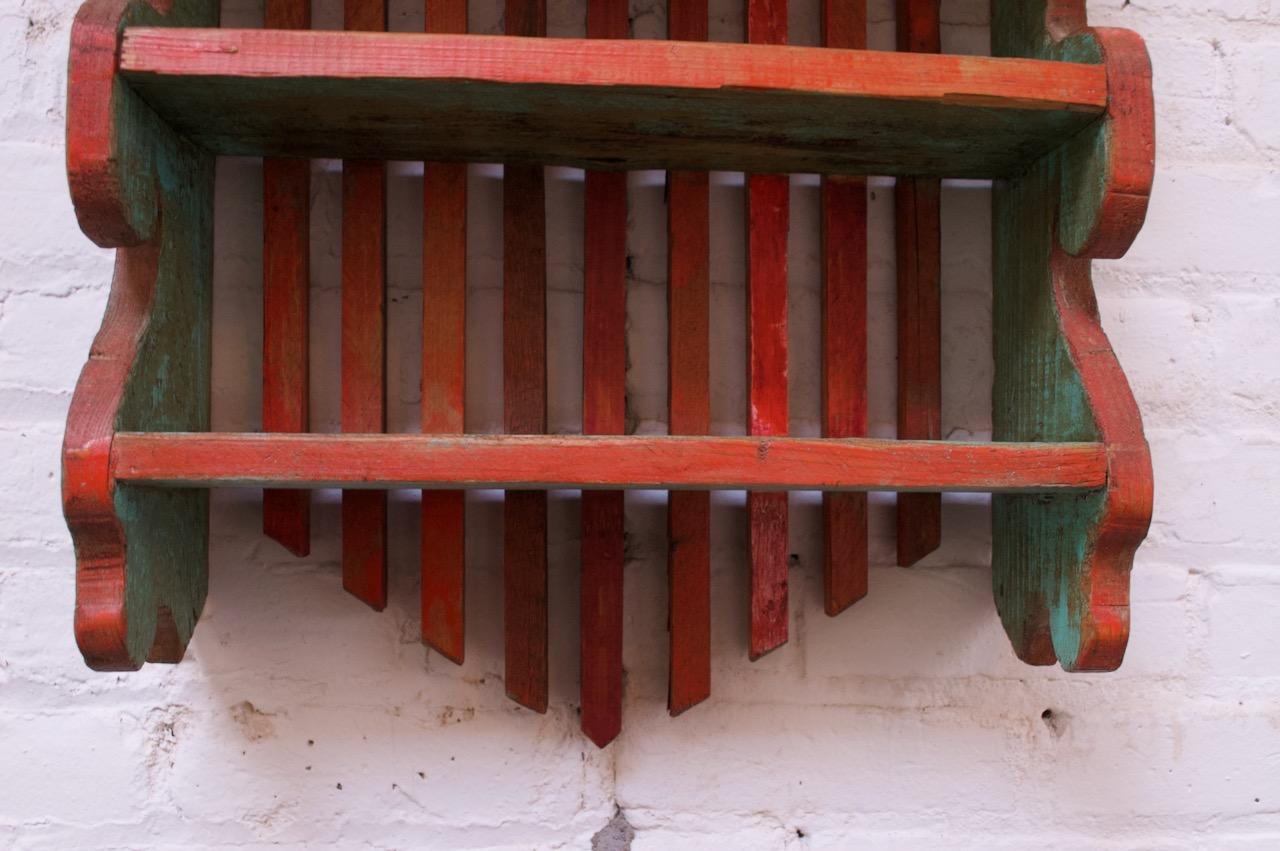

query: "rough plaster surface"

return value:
[2, 0, 1279, 848]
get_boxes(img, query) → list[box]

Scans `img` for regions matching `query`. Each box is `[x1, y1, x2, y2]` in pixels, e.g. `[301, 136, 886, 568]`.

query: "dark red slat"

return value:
[746, 0, 790, 662]
[503, 147, 548, 710]
[261, 0, 311, 557]
[581, 152, 627, 742]
[821, 0, 868, 615]
[667, 0, 711, 715]
[746, 173, 789, 660]
[341, 0, 389, 610]
[420, 0, 468, 664]
[895, 0, 942, 568]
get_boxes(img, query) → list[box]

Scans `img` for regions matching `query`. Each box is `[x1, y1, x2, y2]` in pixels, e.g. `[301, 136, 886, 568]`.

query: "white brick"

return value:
[3, 2, 1280, 849]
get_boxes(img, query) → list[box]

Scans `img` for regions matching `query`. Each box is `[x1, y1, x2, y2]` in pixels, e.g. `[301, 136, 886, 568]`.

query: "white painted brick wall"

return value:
[2, 0, 1278, 847]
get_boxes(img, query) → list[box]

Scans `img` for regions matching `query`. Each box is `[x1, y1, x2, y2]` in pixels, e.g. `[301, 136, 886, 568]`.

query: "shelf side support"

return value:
[63, 0, 218, 670]
[991, 0, 1154, 671]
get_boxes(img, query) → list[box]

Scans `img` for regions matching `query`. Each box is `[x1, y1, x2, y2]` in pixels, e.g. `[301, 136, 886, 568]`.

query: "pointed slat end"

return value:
[424, 638, 464, 666]
[264, 490, 310, 557]
[668, 688, 710, 718]
[506, 686, 549, 715]
[344, 585, 387, 612]
[582, 716, 621, 749]
[896, 493, 941, 567]
[748, 633, 787, 662]
[824, 587, 867, 618]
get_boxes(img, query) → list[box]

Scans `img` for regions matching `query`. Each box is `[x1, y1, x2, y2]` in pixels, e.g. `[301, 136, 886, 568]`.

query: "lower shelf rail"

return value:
[110, 433, 1109, 493]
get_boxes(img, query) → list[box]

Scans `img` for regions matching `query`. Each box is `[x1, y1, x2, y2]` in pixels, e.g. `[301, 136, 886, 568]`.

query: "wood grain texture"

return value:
[666, 0, 711, 717]
[894, 0, 942, 569]
[581, 0, 627, 741]
[119, 29, 1108, 178]
[501, 174, 548, 708]
[260, 0, 311, 562]
[113, 433, 1109, 493]
[746, 174, 790, 660]
[894, 176, 942, 566]
[340, 0, 389, 612]
[990, 0, 1153, 672]
[420, 0, 468, 665]
[745, 0, 790, 661]
[63, 0, 217, 671]
[261, 133, 310, 555]
[503, 0, 548, 711]
[820, 0, 868, 616]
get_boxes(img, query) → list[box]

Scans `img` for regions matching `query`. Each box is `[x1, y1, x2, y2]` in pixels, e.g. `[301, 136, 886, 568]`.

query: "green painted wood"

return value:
[63, 0, 216, 670]
[991, 0, 1153, 673]
[117, 31, 1107, 179]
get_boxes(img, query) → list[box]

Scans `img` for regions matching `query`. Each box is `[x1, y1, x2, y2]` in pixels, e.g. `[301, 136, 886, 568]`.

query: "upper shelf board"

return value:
[119, 29, 1108, 177]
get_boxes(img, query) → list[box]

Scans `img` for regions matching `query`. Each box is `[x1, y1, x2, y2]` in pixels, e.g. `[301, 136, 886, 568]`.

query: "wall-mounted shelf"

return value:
[63, 0, 1154, 748]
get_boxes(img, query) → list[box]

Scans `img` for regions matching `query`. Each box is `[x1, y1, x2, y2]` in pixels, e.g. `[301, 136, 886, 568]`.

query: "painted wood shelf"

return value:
[62, 0, 1156, 746]
[119, 29, 1108, 177]
[111, 433, 1110, 492]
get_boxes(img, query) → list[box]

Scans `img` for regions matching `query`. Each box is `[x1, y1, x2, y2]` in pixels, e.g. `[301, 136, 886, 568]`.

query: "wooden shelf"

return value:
[63, 0, 1156, 708]
[111, 433, 1109, 493]
[119, 29, 1108, 177]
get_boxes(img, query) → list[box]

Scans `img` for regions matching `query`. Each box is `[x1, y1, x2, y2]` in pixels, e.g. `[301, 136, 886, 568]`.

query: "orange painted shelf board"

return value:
[110, 433, 1108, 493]
[118, 29, 1107, 177]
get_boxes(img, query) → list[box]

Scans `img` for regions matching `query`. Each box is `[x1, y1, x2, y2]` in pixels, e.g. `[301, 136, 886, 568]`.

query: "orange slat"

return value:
[821, 0, 868, 615]
[420, 0, 468, 664]
[261, 0, 311, 557]
[341, 0, 389, 610]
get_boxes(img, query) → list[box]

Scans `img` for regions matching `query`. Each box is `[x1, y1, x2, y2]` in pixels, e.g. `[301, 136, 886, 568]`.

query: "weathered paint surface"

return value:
[991, 0, 1154, 671]
[63, 0, 217, 671]
[118, 29, 1108, 178]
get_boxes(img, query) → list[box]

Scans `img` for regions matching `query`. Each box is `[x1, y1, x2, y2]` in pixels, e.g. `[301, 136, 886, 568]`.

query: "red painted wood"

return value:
[260, 0, 311, 558]
[341, 0, 389, 611]
[666, 0, 711, 719]
[667, 191, 711, 712]
[262, 157, 310, 557]
[746, 168, 789, 660]
[113, 434, 1109, 492]
[502, 0, 547, 708]
[820, 0, 868, 616]
[895, 0, 942, 568]
[64, 0, 218, 672]
[581, 0, 627, 742]
[1060, 26, 1156, 260]
[503, 163, 548, 710]
[122, 31, 1107, 116]
[580, 488, 623, 744]
[420, 0, 468, 664]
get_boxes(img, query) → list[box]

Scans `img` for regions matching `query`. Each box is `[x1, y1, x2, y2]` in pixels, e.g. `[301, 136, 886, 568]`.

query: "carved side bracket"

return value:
[63, 0, 216, 670]
[991, 0, 1155, 671]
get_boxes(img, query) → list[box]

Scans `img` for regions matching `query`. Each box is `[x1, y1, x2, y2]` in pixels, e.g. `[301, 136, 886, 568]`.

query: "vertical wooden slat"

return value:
[820, 0, 868, 615]
[667, 0, 711, 716]
[745, 0, 790, 661]
[341, 0, 389, 609]
[579, 0, 629, 748]
[261, 0, 310, 557]
[895, 0, 943, 567]
[421, 0, 468, 664]
[502, 0, 549, 716]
